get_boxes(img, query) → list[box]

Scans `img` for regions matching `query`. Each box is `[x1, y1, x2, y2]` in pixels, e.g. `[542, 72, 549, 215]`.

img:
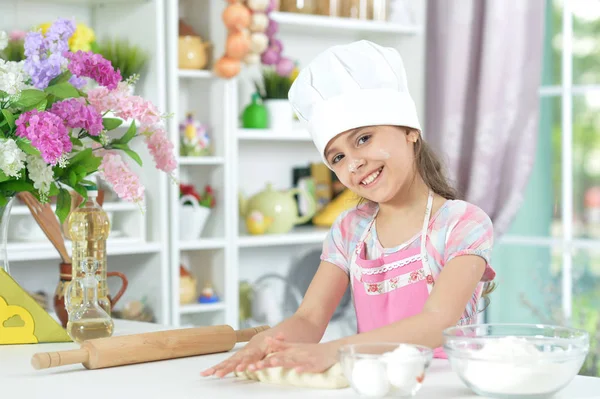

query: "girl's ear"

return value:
[406, 128, 419, 143]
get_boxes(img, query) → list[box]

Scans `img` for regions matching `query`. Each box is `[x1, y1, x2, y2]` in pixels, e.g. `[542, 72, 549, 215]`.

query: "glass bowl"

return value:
[339, 343, 434, 398]
[443, 323, 590, 399]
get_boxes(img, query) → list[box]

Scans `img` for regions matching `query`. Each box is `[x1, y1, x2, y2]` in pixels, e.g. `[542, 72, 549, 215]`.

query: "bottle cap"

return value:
[82, 183, 98, 197]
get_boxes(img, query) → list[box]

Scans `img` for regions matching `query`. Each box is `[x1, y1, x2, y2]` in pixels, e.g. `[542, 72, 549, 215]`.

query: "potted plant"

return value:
[255, 45, 298, 132]
[179, 183, 215, 239]
[95, 37, 150, 87]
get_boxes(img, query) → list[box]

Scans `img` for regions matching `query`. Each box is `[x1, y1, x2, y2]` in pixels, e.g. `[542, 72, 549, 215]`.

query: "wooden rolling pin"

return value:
[31, 324, 269, 370]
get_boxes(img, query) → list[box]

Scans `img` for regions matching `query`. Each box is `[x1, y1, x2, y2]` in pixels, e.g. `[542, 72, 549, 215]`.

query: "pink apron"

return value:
[349, 190, 449, 358]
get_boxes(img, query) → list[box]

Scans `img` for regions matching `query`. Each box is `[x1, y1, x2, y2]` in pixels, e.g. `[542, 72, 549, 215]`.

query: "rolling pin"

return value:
[31, 324, 269, 370]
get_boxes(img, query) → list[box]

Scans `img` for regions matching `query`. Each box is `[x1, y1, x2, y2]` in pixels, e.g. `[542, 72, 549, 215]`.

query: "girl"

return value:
[201, 40, 496, 377]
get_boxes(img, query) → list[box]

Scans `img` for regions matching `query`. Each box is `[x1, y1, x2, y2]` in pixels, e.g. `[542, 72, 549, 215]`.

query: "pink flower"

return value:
[86, 82, 161, 130]
[276, 57, 295, 77]
[10, 30, 27, 41]
[144, 126, 177, 173]
[65, 50, 121, 90]
[15, 110, 72, 165]
[98, 152, 145, 203]
[50, 98, 103, 136]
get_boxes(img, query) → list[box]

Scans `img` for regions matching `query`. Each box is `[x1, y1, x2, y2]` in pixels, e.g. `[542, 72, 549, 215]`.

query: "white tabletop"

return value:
[1, 319, 599, 398]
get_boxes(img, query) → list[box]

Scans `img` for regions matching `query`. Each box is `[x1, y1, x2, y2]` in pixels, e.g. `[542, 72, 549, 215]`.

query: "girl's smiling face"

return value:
[325, 125, 419, 204]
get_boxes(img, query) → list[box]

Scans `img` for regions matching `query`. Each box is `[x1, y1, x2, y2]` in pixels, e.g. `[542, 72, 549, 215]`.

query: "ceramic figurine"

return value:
[179, 113, 211, 156]
[198, 283, 220, 304]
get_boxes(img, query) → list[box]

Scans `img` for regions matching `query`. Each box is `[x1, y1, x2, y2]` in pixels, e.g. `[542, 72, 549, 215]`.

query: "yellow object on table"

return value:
[0, 269, 71, 344]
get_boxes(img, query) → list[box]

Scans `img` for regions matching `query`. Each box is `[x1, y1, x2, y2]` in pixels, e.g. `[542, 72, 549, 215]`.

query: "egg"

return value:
[351, 358, 390, 398]
[382, 345, 425, 394]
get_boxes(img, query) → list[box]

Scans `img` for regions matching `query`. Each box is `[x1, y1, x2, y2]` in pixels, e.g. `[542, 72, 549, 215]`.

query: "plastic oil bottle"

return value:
[66, 257, 114, 342]
[66, 184, 111, 316]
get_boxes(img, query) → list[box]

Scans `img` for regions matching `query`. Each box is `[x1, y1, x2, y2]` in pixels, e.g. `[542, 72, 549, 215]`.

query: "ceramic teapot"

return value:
[239, 183, 316, 235]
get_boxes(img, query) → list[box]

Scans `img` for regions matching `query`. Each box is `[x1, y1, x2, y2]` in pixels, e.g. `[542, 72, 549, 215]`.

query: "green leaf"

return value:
[0, 180, 34, 192]
[0, 170, 11, 184]
[102, 117, 123, 131]
[112, 143, 143, 166]
[48, 71, 73, 86]
[48, 183, 60, 197]
[1, 109, 15, 129]
[15, 138, 40, 156]
[56, 188, 71, 224]
[80, 179, 96, 186]
[30, 98, 48, 112]
[44, 82, 80, 99]
[72, 184, 87, 204]
[0, 90, 8, 100]
[118, 120, 137, 144]
[0, 192, 7, 207]
[70, 137, 84, 148]
[68, 148, 93, 166]
[13, 89, 47, 108]
[68, 170, 78, 187]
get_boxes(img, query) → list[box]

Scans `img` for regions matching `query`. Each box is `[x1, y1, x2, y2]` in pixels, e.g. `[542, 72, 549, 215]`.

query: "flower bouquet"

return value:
[0, 18, 177, 226]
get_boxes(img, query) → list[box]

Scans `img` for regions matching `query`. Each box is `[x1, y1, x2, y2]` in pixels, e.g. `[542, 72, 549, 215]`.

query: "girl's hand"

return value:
[249, 337, 339, 374]
[200, 333, 285, 378]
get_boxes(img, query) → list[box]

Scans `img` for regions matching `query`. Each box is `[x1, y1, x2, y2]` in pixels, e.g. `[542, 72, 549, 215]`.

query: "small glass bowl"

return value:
[443, 323, 590, 399]
[339, 343, 434, 398]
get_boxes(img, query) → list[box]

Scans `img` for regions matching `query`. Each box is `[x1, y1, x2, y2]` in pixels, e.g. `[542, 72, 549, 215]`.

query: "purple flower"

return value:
[276, 57, 295, 77]
[50, 98, 104, 136]
[45, 18, 75, 55]
[261, 48, 280, 65]
[22, 19, 75, 89]
[65, 51, 121, 90]
[15, 110, 72, 166]
[266, 19, 278, 38]
[270, 39, 283, 54]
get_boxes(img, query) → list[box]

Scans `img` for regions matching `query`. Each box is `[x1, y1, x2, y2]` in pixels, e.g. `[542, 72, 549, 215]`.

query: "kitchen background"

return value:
[1, 0, 598, 377]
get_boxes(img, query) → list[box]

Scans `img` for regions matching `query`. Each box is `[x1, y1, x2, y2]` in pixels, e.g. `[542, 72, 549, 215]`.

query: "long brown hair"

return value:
[358, 127, 497, 301]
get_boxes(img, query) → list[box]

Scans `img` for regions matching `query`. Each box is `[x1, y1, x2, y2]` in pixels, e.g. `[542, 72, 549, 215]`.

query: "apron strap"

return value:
[421, 190, 435, 293]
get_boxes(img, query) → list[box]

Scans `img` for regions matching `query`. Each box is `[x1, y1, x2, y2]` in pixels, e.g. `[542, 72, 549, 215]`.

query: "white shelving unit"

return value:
[3, 0, 171, 325]
[3, 0, 426, 333]
[166, 0, 426, 333]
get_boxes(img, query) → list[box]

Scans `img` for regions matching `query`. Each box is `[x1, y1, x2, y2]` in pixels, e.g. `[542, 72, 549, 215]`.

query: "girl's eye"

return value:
[358, 135, 371, 145]
[331, 154, 344, 164]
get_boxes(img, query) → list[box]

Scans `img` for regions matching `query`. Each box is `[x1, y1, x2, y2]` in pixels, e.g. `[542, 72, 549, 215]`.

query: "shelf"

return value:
[179, 239, 227, 251]
[178, 156, 225, 166]
[8, 240, 162, 262]
[237, 128, 312, 141]
[237, 225, 329, 248]
[179, 302, 226, 314]
[24, 0, 148, 4]
[269, 11, 421, 35]
[11, 201, 140, 216]
[178, 69, 214, 79]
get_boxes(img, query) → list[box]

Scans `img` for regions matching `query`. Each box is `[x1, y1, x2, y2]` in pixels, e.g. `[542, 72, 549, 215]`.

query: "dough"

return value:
[234, 362, 349, 389]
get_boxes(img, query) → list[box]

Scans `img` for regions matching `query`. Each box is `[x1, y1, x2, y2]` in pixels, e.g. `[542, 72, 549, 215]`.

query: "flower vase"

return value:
[265, 99, 293, 133]
[0, 197, 15, 276]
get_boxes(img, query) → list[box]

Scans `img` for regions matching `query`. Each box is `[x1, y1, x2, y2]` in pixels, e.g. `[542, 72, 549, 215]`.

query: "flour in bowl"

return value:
[456, 336, 585, 396]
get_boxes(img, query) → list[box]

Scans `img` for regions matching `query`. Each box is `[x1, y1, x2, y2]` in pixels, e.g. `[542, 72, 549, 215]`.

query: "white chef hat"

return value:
[288, 40, 421, 167]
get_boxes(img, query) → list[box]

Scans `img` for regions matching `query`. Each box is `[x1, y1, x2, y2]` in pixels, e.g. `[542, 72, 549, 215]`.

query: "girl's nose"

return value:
[348, 157, 365, 173]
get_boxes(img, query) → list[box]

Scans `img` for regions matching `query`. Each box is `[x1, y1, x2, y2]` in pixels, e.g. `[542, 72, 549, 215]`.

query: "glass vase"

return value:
[0, 196, 15, 275]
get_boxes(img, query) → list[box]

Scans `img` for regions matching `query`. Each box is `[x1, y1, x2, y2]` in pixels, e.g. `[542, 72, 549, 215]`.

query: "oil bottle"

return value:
[66, 257, 114, 342]
[66, 184, 111, 315]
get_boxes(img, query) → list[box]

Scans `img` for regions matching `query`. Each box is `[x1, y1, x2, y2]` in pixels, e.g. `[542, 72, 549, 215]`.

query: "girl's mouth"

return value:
[360, 167, 383, 187]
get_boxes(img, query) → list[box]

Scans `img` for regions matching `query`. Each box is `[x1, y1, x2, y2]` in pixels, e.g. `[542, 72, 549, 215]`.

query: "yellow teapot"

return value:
[239, 183, 316, 235]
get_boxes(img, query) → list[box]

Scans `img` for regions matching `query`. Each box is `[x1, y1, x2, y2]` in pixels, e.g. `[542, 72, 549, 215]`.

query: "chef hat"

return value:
[288, 40, 421, 167]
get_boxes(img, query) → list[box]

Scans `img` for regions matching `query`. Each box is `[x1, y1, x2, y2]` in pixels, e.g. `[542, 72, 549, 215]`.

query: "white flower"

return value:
[0, 31, 8, 51]
[0, 139, 26, 177]
[26, 154, 54, 199]
[0, 60, 27, 95]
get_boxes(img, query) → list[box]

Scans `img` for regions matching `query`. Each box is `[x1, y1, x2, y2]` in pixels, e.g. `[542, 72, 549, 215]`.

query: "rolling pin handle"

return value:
[31, 348, 89, 370]
[235, 325, 270, 343]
